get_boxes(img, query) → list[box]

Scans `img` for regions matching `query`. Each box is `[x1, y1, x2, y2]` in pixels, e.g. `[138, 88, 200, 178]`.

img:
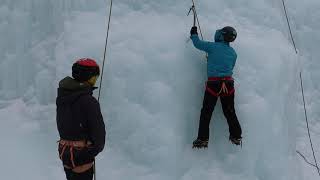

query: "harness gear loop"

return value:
[219, 82, 229, 94]
[59, 144, 67, 160]
[70, 146, 76, 168]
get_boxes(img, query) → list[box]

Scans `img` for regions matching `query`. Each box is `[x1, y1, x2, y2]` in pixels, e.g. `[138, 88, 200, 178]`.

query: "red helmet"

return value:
[72, 58, 100, 82]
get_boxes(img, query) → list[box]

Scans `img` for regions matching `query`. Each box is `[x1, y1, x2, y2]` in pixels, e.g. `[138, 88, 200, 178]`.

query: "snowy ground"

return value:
[0, 0, 319, 180]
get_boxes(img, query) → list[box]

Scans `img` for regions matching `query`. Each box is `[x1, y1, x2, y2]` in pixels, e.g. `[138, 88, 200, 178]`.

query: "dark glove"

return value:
[190, 26, 198, 35]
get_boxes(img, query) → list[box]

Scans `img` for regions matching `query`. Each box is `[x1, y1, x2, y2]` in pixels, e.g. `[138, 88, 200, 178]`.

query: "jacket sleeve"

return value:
[190, 34, 210, 52]
[232, 49, 238, 68]
[85, 96, 106, 158]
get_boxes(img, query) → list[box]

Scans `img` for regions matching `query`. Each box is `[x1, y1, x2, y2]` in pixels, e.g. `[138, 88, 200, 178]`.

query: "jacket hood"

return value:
[214, 29, 229, 45]
[59, 76, 91, 90]
[56, 77, 94, 105]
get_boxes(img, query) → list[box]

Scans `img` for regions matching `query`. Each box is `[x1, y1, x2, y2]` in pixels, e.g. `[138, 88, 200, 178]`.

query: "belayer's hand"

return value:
[190, 26, 198, 35]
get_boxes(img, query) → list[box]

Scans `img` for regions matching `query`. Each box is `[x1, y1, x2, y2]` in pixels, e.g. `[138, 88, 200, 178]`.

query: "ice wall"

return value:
[1, 0, 318, 179]
[99, 1, 299, 179]
[0, 0, 105, 102]
[285, 0, 320, 178]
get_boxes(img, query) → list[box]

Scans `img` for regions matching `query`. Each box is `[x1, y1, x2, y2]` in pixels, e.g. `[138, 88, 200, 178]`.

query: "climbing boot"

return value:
[192, 139, 208, 149]
[229, 136, 242, 146]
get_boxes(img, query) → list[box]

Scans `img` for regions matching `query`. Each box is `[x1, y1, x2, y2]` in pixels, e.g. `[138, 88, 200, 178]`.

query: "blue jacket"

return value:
[191, 30, 237, 77]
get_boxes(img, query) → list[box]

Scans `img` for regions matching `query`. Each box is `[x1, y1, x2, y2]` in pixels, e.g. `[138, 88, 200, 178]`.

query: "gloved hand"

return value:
[190, 26, 198, 35]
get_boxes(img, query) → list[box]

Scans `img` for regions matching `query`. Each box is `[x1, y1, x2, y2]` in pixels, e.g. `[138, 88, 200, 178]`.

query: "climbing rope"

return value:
[98, 0, 113, 102]
[95, 0, 113, 179]
[297, 150, 319, 169]
[299, 71, 320, 176]
[281, 0, 320, 176]
[281, 0, 298, 54]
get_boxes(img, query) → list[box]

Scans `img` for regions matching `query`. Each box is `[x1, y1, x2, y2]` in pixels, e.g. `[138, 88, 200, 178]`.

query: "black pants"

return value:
[197, 80, 242, 140]
[64, 167, 93, 180]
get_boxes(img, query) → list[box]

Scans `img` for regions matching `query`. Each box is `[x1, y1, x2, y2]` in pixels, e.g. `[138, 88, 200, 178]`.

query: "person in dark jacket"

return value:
[190, 26, 242, 148]
[56, 58, 106, 180]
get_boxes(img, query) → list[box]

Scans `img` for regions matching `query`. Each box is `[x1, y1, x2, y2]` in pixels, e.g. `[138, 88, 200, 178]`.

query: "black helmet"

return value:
[221, 26, 237, 42]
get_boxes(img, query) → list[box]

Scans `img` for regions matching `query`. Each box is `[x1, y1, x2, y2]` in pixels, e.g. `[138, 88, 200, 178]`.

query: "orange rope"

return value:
[70, 146, 76, 168]
[59, 145, 67, 160]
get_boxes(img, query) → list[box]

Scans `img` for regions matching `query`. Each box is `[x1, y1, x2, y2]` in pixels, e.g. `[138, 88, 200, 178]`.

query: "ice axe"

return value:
[186, 1, 208, 59]
[186, 5, 196, 44]
[187, 1, 204, 40]
[187, 5, 196, 27]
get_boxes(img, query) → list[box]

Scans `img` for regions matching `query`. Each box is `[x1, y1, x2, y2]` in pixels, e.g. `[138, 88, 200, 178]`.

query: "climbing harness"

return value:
[206, 77, 235, 97]
[58, 140, 94, 173]
[281, 0, 320, 176]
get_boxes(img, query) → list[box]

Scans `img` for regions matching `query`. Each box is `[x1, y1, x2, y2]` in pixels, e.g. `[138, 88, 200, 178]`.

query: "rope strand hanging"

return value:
[297, 150, 319, 169]
[299, 71, 320, 176]
[281, 0, 320, 176]
[98, 0, 113, 102]
[95, 0, 113, 179]
[281, 0, 298, 54]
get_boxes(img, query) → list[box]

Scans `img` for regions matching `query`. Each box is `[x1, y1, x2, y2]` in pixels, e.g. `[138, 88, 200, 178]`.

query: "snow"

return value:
[0, 0, 319, 179]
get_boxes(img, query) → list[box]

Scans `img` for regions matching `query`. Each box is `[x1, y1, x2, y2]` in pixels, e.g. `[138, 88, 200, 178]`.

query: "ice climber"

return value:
[190, 26, 242, 148]
[56, 58, 106, 180]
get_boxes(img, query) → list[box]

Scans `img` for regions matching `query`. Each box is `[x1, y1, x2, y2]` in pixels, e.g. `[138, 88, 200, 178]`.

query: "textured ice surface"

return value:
[0, 0, 319, 179]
